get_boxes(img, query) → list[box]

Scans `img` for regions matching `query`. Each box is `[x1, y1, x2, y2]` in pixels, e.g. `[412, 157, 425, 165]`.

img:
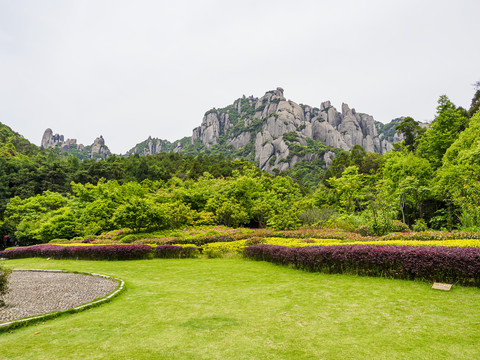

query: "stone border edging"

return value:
[0, 269, 125, 333]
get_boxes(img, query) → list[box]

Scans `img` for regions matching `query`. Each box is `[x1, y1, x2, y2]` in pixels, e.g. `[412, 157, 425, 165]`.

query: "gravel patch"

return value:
[0, 270, 118, 323]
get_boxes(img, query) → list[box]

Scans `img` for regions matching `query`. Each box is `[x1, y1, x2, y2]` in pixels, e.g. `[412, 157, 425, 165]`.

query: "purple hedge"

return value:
[155, 245, 199, 259]
[0, 244, 153, 261]
[243, 244, 480, 286]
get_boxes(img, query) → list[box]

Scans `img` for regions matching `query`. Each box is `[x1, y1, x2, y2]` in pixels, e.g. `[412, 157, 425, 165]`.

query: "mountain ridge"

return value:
[127, 88, 402, 172]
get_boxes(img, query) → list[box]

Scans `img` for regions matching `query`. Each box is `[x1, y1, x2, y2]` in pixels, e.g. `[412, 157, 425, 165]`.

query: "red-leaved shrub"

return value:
[244, 244, 480, 286]
[0, 244, 153, 260]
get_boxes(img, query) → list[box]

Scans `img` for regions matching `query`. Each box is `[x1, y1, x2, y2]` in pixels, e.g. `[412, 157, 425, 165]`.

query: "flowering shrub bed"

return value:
[262, 238, 342, 247]
[263, 237, 480, 248]
[166, 237, 480, 259]
[382, 231, 480, 241]
[141, 229, 480, 246]
[344, 239, 480, 248]
[96, 229, 132, 241]
[202, 240, 247, 258]
[135, 228, 377, 246]
[155, 245, 199, 259]
[243, 244, 480, 286]
[0, 244, 153, 261]
[266, 228, 377, 241]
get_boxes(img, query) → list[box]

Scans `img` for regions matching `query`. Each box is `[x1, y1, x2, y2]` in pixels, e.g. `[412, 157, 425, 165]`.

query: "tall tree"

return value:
[395, 117, 425, 151]
[417, 95, 469, 169]
[469, 81, 480, 118]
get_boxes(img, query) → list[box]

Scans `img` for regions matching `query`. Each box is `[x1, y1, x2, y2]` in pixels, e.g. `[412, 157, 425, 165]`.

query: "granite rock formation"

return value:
[127, 88, 404, 172]
[41, 129, 111, 160]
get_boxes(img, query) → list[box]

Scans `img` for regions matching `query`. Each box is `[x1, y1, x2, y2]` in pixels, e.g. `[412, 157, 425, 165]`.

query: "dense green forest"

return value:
[1, 85, 479, 246]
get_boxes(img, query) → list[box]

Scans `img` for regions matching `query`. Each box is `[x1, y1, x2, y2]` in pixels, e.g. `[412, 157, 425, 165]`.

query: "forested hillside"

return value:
[1, 85, 479, 246]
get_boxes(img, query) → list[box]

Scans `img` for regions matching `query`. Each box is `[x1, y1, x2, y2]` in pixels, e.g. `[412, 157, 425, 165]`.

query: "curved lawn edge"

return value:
[0, 269, 125, 333]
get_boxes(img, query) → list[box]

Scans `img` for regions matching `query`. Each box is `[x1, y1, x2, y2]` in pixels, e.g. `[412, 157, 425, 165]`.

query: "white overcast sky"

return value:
[0, 0, 479, 154]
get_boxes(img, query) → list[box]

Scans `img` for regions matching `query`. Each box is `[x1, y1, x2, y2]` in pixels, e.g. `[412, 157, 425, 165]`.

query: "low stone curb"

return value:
[0, 269, 125, 333]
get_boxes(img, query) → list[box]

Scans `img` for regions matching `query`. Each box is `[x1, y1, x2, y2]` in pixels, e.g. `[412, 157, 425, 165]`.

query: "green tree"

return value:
[113, 197, 171, 233]
[417, 95, 469, 169]
[382, 152, 432, 224]
[468, 81, 480, 118]
[434, 110, 480, 228]
[328, 166, 363, 214]
[395, 117, 425, 151]
[39, 207, 79, 241]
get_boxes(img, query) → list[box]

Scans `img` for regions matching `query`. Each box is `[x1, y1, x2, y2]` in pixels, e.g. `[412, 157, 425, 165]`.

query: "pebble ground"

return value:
[0, 270, 118, 323]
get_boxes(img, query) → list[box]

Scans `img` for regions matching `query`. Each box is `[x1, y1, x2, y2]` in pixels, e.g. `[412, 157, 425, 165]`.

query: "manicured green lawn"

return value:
[1, 258, 480, 359]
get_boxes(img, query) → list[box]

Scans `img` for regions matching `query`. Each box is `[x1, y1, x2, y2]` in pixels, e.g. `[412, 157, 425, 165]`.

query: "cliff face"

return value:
[41, 129, 111, 160]
[125, 136, 173, 157]
[126, 88, 403, 171]
[185, 88, 396, 171]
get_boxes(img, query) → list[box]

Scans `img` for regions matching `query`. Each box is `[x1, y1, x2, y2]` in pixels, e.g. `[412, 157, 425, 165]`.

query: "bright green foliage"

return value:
[1, 165, 307, 243]
[362, 180, 397, 235]
[3, 191, 70, 244]
[207, 197, 249, 227]
[113, 197, 171, 233]
[266, 208, 301, 230]
[435, 111, 480, 228]
[382, 152, 432, 223]
[77, 199, 117, 235]
[39, 207, 79, 241]
[442, 110, 480, 168]
[0, 123, 39, 157]
[328, 166, 364, 214]
[412, 218, 429, 232]
[417, 96, 469, 169]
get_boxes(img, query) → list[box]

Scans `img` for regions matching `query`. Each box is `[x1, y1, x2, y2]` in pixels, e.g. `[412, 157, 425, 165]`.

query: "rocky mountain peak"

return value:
[41, 128, 64, 148]
[188, 88, 397, 172]
[41, 129, 111, 160]
[127, 88, 403, 173]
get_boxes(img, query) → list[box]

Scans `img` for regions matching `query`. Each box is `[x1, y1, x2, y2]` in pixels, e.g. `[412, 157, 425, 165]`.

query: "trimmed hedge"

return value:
[155, 245, 199, 259]
[243, 244, 480, 286]
[382, 231, 480, 241]
[0, 244, 153, 261]
[0, 244, 200, 260]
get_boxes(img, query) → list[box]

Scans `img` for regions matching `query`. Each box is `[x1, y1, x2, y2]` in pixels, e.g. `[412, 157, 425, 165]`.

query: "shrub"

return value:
[214, 201, 249, 227]
[324, 215, 363, 233]
[355, 225, 371, 236]
[267, 209, 301, 230]
[155, 245, 199, 259]
[0, 264, 11, 306]
[119, 234, 140, 244]
[413, 219, 428, 232]
[382, 231, 480, 241]
[202, 240, 247, 258]
[243, 244, 480, 286]
[298, 208, 329, 226]
[244, 236, 263, 246]
[113, 198, 171, 233]
[0, 244, 153, 261]
[391, 220, 410, 233]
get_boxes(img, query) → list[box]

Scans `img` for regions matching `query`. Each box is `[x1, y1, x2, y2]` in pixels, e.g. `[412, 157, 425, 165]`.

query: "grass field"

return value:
[1, 258, 480, 359]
